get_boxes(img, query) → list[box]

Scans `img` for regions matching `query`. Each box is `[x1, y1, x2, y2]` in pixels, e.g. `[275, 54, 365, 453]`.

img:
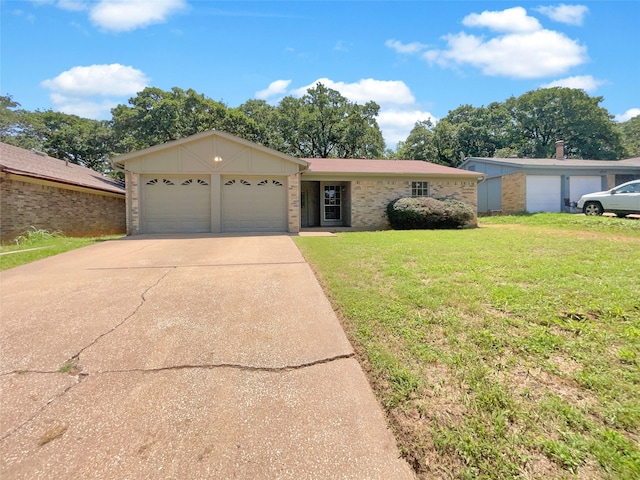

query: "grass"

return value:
[0, 227, 123, 271]
[294, 213, 640, 479]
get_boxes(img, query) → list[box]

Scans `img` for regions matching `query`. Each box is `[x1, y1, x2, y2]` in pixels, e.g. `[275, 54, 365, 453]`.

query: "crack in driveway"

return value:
[0, 353, 355, 442]
[0, 269, 172, 442]
[98, 353, 356, 375]
[73, 268, 174, 361]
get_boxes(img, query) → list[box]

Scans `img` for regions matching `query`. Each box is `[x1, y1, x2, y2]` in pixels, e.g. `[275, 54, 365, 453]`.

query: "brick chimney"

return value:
[555, 140, 565, 160]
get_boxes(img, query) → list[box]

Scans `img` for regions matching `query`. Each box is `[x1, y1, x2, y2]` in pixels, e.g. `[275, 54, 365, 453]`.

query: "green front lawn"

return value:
[0, 229, 123, 271]
[295, 214, 640, 479]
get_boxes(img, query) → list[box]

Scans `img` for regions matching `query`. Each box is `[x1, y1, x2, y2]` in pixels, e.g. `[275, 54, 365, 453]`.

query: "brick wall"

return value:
[287, 173, 300, 233]
[0, 177, 125, 243]
[350, 177, 479, 229]
[501, 173, 526, 213]
[126, 171, 140, 235]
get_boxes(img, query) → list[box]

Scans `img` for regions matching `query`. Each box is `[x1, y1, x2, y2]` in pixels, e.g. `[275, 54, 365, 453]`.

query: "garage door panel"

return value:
[526, 176, 561, 213]
[222, 177, 287, 232]
[569, 176, 602, 203]
[141, 175, 211, 234]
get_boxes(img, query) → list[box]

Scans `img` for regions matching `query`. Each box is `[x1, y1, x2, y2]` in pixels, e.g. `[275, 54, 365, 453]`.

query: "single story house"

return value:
[111, 130, 485, 235]
[459, 142, 640, 214]
[0, 142, 126, 242]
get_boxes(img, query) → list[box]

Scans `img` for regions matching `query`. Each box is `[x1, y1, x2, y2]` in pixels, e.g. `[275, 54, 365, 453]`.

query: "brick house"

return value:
[112, 130, 484, 235]
[0, 142, 126, 242]
[459, 142, 640, 214]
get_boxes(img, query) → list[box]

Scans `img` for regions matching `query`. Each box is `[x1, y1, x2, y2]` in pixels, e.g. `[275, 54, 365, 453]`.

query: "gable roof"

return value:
[111, 130, 309, 169]
[459, 156, 640, 170]
[303, 158, 484, 179]
[0, 142, 125, 195]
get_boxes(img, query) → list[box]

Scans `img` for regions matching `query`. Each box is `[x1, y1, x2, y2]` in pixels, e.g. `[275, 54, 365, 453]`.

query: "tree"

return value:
[275, 83, 384, 158]
[619, 115, 640, 157]
[235, 99, 284, 150]
[395, 120, 437, 161]
[33, 111, 115, 173]
[110, 87, 238, 152]
[398, 87, 627, 163]
[506, 88, 624, 159]
[0, 95, 41, 150]
[431, 119, 457, 167]
[432, 103, 513, 165]
[1, 97, 115, 173]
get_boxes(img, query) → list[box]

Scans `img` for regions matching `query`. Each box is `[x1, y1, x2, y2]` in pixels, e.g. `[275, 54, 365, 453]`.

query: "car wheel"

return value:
[583, 202, 603, 216]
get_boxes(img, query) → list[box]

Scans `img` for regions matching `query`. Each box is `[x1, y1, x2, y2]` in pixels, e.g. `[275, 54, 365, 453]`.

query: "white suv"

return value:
[577, 180, 640, 217]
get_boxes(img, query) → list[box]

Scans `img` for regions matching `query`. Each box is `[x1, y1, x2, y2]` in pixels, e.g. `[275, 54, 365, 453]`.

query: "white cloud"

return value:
[89, 0, 187, 32]
[423, 7, 588, 79]
[41, 64, 149, 119]
[256, 80, 291, 100]
[541, 75, 604, 92]
[377, 109, 437, 147]
[41, 64, 149, 96]
[536, 4, 589, 26]
[463, 6, 541, 33]
[614, 108, 640, 123]
[385, 39, 428, 54]
[292, 78, 415, 107]
[425, 28, 587, 79]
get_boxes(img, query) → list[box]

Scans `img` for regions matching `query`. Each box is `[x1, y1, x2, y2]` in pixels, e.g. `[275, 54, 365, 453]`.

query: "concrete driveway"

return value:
[0, 235, 414, 479]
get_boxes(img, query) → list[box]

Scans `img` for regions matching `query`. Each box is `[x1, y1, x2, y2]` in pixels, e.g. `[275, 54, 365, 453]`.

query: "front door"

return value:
[300, 181, 320, 227]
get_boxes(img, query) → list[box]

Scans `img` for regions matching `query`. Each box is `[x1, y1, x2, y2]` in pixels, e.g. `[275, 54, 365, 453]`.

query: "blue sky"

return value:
[2, 0, 639, 148]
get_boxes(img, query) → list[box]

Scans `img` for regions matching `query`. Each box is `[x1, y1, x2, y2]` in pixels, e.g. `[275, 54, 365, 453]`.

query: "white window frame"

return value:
[411, 181, 429, 197]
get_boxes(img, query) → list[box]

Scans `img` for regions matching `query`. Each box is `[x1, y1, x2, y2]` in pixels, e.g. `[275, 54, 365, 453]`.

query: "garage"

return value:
[112, 131, 308, 235]
[141, 175, 211, 233]
[222, 176, 287, 232]
[526, 175, 561, 212]
[569, 176, 602, 204]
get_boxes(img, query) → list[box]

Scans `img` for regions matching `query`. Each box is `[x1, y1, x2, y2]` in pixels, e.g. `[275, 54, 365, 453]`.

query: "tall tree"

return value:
[235, 99, 283, 150]
[619, 115, 640, 158]
[276, 83, 384, 158]
[507, 87, 624, 159]
[0, 95, 41, 150]
[110, 87, 239, 152]
[31, 111, 115, 173]
[395, 120, 437, 161]
[1, 97, 115, 173]
[433, 102, 513, 165]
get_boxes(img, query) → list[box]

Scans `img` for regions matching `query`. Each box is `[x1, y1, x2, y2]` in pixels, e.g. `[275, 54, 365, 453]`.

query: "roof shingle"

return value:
[303, 158, 482, 177]
[0, 142, 125, 195]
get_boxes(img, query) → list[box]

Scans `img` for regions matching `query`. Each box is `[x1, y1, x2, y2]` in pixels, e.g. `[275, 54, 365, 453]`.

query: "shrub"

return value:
[387, 197, 475, 230]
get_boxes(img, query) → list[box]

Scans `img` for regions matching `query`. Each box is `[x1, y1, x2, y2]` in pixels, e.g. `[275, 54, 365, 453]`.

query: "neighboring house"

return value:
[111, 130, 485, 235]
[0, 142, 126, 242]
[459, 142, 640, 214]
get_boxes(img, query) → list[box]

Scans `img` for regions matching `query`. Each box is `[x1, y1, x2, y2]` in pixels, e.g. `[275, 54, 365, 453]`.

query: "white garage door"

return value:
[569, 176, 602, 203]
[141, 175, 211, 233]
[222, 176, 287, 232]
[526, 175, 561, 212]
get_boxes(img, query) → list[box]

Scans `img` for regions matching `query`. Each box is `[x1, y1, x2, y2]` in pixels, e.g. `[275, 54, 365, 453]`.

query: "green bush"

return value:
[387, 197, 475, 229]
